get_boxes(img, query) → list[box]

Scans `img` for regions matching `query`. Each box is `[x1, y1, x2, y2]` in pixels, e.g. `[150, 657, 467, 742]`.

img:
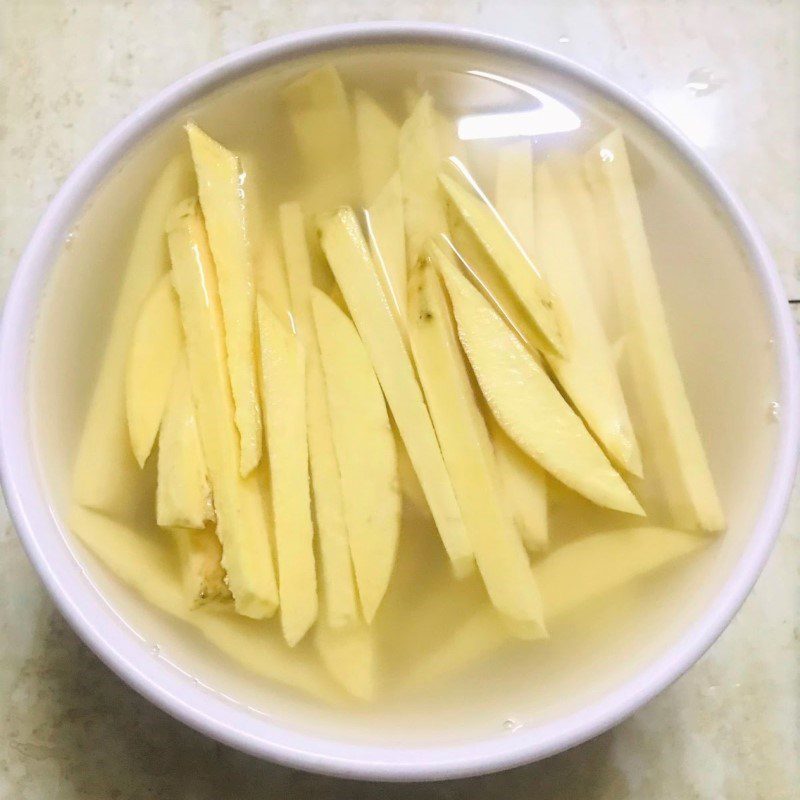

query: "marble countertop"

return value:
[1, 2, 797, 798]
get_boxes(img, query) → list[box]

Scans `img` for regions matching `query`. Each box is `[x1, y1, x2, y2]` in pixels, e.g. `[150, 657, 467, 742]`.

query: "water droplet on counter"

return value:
[685, 67, 725, 97]
[64, 229, 76, 250]
[503, 718, 522, 732]
[702, 684, 719, 698]
[558, 35, 570, 44]
[766, 336, 775, 349]
[599, 147, 615, 163]
[767, 401, 780, 422]
[149, 644, 161, 657]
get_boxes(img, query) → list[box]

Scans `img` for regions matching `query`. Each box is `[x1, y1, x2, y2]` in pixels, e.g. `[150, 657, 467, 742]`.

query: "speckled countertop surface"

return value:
[1, 2, 798, 798]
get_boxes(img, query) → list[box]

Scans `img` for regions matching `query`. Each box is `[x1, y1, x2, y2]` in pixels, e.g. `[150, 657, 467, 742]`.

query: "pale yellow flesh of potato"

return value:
[402, 607, 508, 690]
[156, 356, 214, 529]
[354, 89, 400, 205]
[534, 162, 643, 477]
[585, 130, 724, 532]
[491, 138, 539, 347]
[398, 93, 450, 268]
[171, 526, 231, 608]
[281, 65, 355, 210]
[395, 428, 429, 514]
[167, 197, 277, 619]
[491, 141, 548, 551]
[407, 526, 704, 687]
[402, 86, 468, 160]
[537, 526, 704, 617]
[614, 294, 689, 525]
[125, 274, 182, 467]
[186, 123, 261, 476]
[279, 201, 359, 629]
[239, 152, 270, 262]
[612, 335, 628, 368]
[408, 252, 545, 637]
[315, 614, 376, 701]
[69, 506, 339, 702]
[445, 204, 544, 357]
[365, 172, 408, 329]
[318, 208, 473, 577]
[490, 418, 548, 551]
[546, 152, 616, 335]
[304, 209, 339, 292]
[313, 289, 400, 623]
[439, 166, 564, 357]
[328, 284, 350, 315]
[353, 91, 406, 328]
[438, 256, 643, 516]
[282, 64, 353, 177]
[257, 298, 318, 645]
[494, 140, 536, 261]
[73, 154, 195, 517]
[70, 504, 185, 610]
[254, 232, 293, 330]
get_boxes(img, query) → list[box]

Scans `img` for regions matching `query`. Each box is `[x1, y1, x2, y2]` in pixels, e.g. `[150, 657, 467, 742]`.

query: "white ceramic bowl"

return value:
[1, 23, 798, 782]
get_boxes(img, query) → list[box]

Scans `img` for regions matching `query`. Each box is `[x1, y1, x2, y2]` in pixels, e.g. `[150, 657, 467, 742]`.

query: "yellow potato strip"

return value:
[187, 123, 261, 476]
[167, 198, 277, 619]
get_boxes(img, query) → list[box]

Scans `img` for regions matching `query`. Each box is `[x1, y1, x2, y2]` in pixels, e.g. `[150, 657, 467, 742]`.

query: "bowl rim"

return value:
[1, 21, 798, 783]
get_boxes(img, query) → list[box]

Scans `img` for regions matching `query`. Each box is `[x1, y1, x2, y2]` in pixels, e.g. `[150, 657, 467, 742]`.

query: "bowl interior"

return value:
[14, 32, 786, 772]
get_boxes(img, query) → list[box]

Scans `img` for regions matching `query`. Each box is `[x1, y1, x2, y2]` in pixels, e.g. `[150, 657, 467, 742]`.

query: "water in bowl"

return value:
[29, 41, 777, 746]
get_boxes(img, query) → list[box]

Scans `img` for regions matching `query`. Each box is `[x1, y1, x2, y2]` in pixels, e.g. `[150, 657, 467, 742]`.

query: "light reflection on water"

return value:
[457, 70, 581, 141]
